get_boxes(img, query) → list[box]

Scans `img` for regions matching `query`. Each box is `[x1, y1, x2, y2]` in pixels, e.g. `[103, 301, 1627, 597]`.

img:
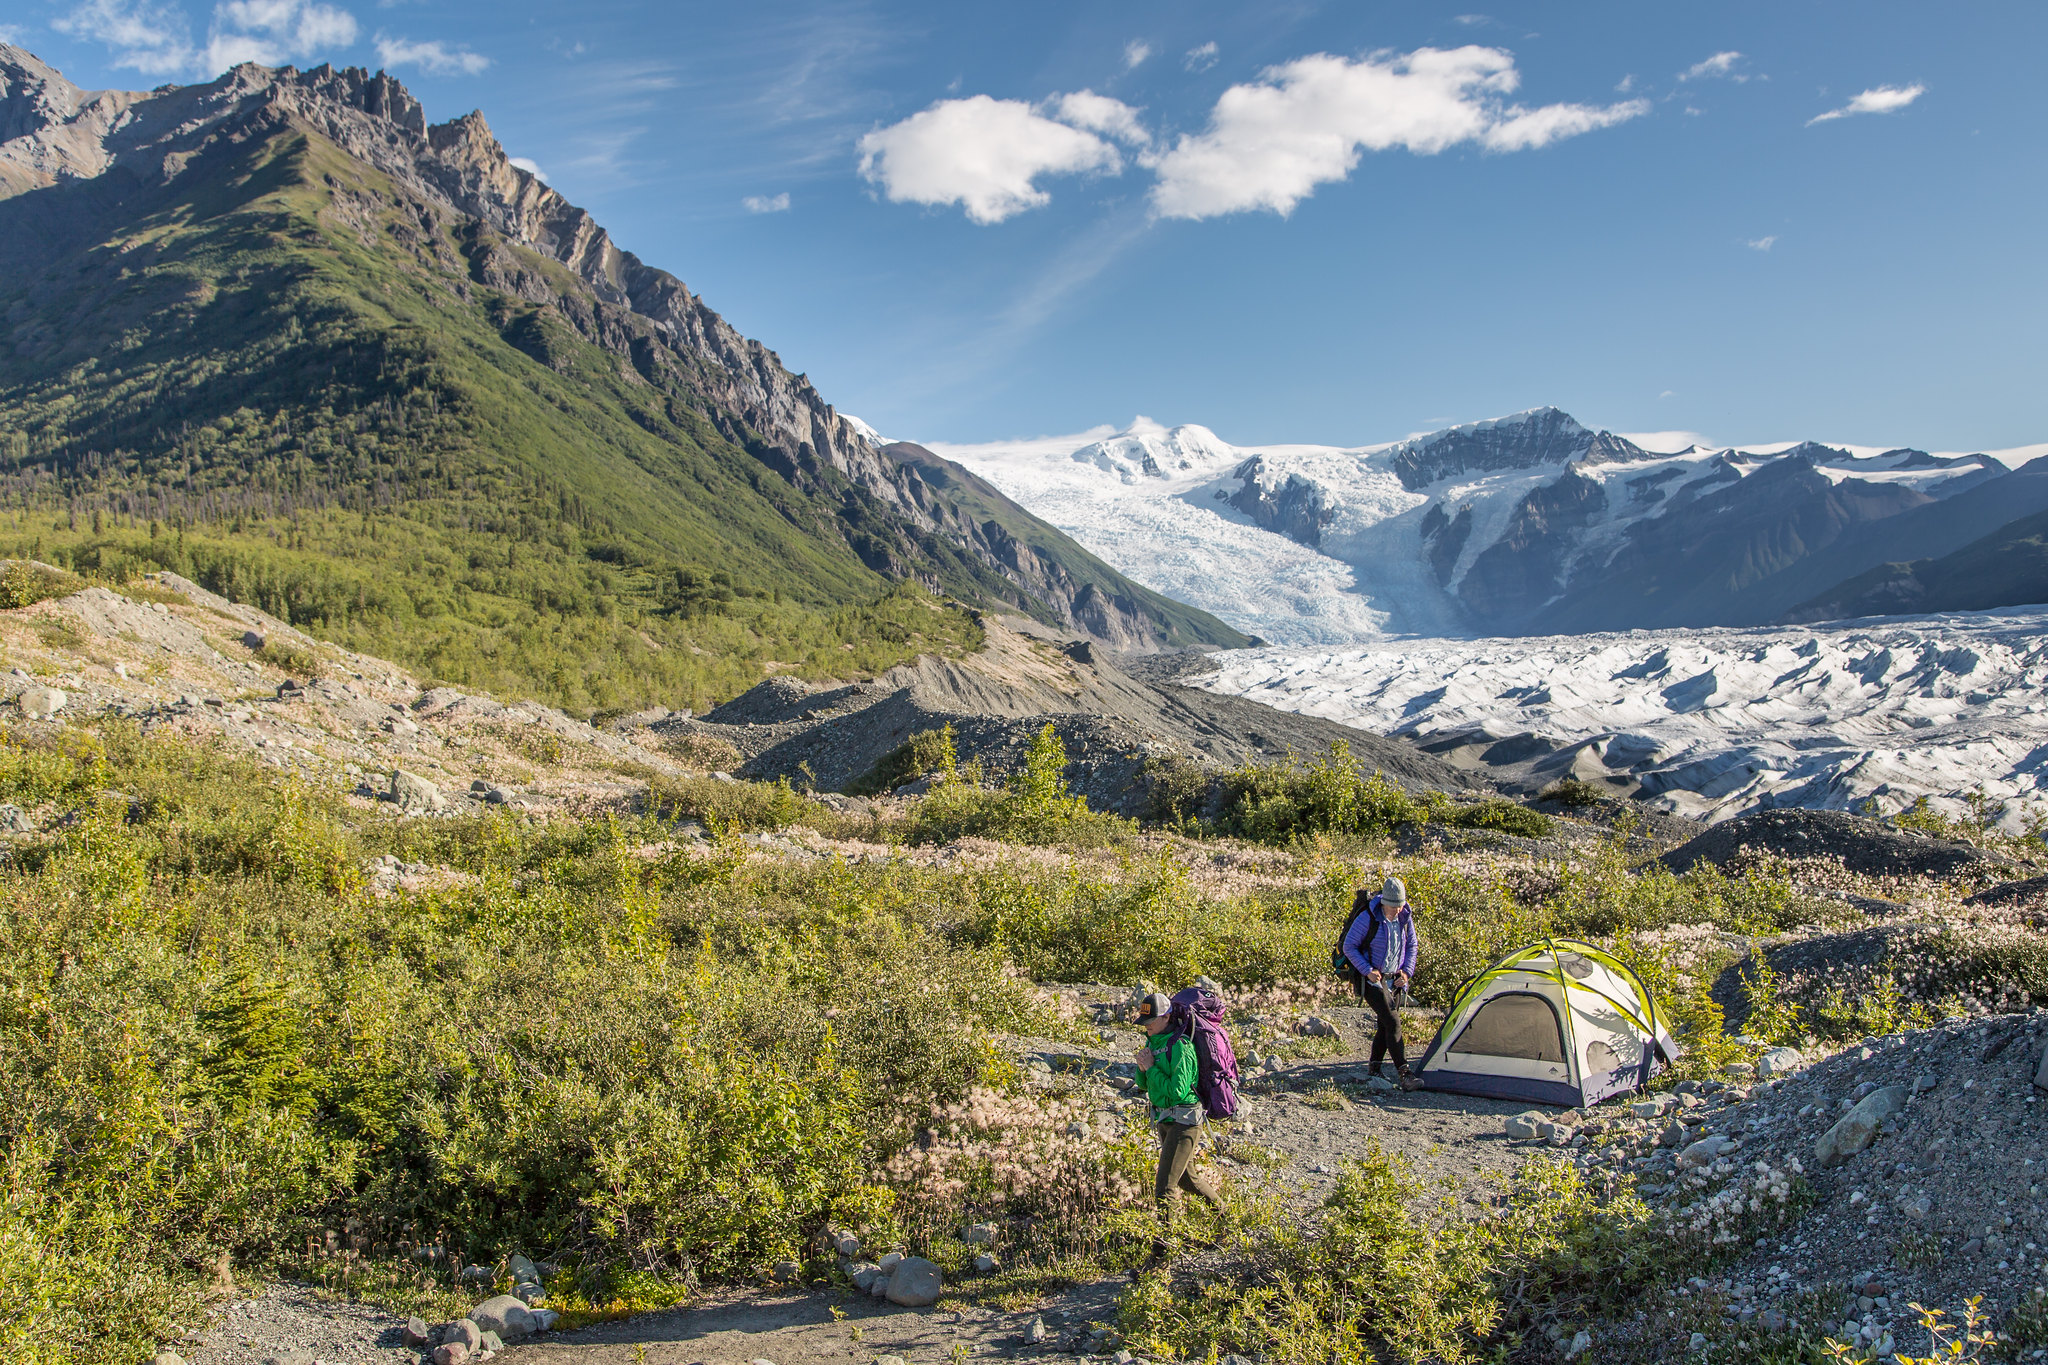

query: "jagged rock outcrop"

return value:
[1226, 456, 1336, 546]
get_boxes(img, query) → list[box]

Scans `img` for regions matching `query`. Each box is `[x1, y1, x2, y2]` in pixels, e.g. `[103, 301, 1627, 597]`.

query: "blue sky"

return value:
[15, 1, 2046, 451]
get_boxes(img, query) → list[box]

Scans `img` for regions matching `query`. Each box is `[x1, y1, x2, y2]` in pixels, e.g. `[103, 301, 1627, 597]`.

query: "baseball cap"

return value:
[1136, 992, 1173, 1021]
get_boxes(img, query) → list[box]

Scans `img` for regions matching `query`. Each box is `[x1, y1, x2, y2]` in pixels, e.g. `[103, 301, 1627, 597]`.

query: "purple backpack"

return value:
[1170, 986, 1240, 1120]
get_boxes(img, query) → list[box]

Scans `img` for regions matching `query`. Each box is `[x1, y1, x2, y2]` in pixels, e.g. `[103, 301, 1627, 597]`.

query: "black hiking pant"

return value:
[1154, 1121, 1221, 1211]
[1356, 979, 1408, 1073]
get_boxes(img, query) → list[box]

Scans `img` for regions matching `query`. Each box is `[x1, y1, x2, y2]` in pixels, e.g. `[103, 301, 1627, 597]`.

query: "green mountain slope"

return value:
[0, 50, 1246, 711]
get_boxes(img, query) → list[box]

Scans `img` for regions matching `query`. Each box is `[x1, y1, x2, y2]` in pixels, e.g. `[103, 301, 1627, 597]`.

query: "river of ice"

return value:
[1187, 609, 2048, 827]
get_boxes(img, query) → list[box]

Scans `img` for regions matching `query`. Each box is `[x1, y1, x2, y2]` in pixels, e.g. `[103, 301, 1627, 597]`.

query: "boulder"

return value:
[1815, 1085, 1908, 1165]
[849, 1262, 883, 1292]
[403, 1318, 432, 1348]
[834, 1230, 861, 1257]
[974, 1252, 998, 1273]
[468, 1296, 539, 1341]
[1504, 1112, 1544, 1139]
[390, 769, 446, 812]
[443, 1320, 483, 1352]
[883, 1255, 943, 1307]
[1756, 1048, 1803, 1079]
[432, 1347, 468, 1365]
[17, 686, 65, 718]
[877, 1251, 904, 1272]
[507, 1253, 539, 1283]
[1677, 1135, 1732, 1170]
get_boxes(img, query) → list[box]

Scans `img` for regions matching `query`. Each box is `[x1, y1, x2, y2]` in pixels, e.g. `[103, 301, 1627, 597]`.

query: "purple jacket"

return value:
[1342, 897, 1418, 978]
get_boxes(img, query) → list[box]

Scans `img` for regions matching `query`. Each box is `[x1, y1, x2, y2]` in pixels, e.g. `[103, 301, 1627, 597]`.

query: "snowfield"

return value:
[927, 412, 2019, 646]
[1187, 610, 2048, 826]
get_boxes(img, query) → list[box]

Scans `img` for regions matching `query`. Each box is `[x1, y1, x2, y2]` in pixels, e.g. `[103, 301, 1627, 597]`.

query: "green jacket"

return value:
[1140, 1031, 1200, 1122]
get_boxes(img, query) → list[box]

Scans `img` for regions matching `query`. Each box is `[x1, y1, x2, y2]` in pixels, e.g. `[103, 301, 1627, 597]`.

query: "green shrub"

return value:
[1215, 743, 1420, 845]
[0, 559, 83, 610]
[1540, 777, 1604, 808]
[1440, 799, 1553, 839]
[849, 723, 958, 795]
[255, 638, 323, 678]
[905, 724, 1132, 848]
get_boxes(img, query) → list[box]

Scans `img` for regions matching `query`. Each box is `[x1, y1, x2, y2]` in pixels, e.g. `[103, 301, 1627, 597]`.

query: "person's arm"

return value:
[1400, 919, 1419, 979]
[1342, 900, 1376, 977]
[1140, 1039, 1180, 1107]
[1164, 1035, 1199, 1109]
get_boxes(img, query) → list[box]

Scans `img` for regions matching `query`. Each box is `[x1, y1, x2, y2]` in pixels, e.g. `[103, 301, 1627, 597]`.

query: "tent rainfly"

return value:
[1415, 939, 1679, 1107]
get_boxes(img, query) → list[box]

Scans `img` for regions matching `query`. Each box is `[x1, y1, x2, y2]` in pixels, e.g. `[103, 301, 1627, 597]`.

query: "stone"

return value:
[974, 1252, 998, 1273]
[1564, 1329, 1592, 1359]
[17, 686, 65, 718]
[1541, 1122, 1576, 1145]
[835, 1231, 862, 1257]
[1899, 1194, 1933, 1222]
[390, 769, 446, 811]
[1677, 1135, 1731, 1170]
[1365, 1073, 1396, 1093]
[875, 1357, 909, 1365]
[964, 1222, 998, 1245]
[432, 1347, 468, 1365]
[529, 1310, 558, 1333]
[1688, 1333, 1707, 1352]
[1300, 1016, 1338, 1038]
[1760, 1309, 1787, 1332]
[1504, 1112, 1544, 1139]
[479, 1333, 504, 1353]
[468, 1296, 538, 1341]
[1659, 1120, 1687, 1147]
[0, 803, 34, 833]
[508, 1253, 539, 1283]
[154, 1354, 187, 1365]
[242, 630, 266, 650]
[1028, 1317, 1048, 1343]
[1815, 1085, 1908, 1165]
[771, 1259, 801, 1282]
[1756, 1047, 1803, 1079]
[1960, 1237, 1983, 1257]
[883, 1255, 943, 1306]
[403, 1318, 431, 1349]
[878, 1251, 904, 1272]
[2036, 1039, 2048, 1093]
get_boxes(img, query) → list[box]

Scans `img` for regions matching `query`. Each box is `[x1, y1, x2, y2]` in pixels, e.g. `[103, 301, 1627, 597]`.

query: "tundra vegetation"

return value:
[1, 717, 2042, 1365]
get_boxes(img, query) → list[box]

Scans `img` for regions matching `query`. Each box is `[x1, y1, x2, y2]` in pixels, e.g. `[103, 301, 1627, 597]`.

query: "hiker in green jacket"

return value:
[1135, 992, 1221, 1216]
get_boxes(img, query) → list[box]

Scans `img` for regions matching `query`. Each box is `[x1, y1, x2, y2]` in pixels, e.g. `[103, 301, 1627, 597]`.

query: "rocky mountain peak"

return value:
[1388, 406, 1608, 490]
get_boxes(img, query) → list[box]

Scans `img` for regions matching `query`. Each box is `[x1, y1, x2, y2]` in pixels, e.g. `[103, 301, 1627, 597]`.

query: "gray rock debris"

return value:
[389, 768, 446, 812]
[1814, 1084, 1907, 1165]
[17, 685, 65, 718]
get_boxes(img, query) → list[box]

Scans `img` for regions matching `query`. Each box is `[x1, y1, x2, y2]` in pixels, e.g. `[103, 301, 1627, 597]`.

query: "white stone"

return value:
[1756, 1047, 1803, 1079]
[883, 1256, 943, 1307]
[17, 686, 65, 718]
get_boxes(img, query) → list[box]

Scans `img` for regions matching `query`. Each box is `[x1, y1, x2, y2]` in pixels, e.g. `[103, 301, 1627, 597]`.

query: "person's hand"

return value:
[1391, 972, 1409, 991]
[1367, 969, 1383, 984]
[1134, 1045, 1154, 1072]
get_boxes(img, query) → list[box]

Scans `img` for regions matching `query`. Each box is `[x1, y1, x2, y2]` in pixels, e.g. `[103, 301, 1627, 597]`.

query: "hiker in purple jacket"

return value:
[1341, 877, 1422, 1090]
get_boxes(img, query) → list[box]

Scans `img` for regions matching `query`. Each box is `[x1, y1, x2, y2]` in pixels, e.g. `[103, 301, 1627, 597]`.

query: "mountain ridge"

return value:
[0, 46, 1247, 713]
[936, 407, 2042, 644]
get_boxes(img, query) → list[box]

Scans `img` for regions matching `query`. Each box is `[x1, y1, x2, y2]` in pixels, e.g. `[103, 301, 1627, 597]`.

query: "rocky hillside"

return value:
[0, 45, 1245, 710]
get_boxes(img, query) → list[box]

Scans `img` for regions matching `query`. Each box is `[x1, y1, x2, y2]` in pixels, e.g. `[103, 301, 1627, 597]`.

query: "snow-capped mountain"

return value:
[931, 409, 2048, 646]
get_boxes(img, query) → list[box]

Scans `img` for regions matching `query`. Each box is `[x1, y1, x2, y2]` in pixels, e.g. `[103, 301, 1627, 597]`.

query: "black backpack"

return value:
[1330, 892, 1384, 983]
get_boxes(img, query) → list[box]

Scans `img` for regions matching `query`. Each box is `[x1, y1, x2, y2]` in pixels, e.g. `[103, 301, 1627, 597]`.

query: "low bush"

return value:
[0, 559, 84, 609]
[849, 723, 959, 795]
[904, 724, 1133, 848]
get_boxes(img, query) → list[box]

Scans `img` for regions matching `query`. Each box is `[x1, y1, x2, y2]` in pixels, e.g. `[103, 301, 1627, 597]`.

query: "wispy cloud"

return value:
[1148, 47, 1649, 219]
[1809, 83, 1925, 125]
[1680, 51, 1745, 82]
[374, 33, 488, 74]
[508, 156, 547, 182]
[742, 192, 791, 213]
[1745, 235, 1777, 251]
[1123, 39, 1150, 70]
[1184, 41, 1219, 73]
[53, 0, 358, 77]
[0, 24, 20, 43]
[1453, 14, 1491, 26]
[1051, 90, 1150, 147]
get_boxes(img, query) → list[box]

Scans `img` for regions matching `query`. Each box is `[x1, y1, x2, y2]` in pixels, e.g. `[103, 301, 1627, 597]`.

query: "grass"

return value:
[1, 715, 2037, 1365]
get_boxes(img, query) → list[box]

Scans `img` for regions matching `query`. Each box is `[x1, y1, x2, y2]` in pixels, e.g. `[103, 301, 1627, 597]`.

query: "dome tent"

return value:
[1415, 939, 1678, 1107]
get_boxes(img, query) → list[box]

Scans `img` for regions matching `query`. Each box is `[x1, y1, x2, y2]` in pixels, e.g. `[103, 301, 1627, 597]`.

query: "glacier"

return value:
[1186, 609, 2048, 827]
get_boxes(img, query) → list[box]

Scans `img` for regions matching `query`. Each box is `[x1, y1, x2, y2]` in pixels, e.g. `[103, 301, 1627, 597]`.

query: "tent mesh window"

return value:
[1452, 992, 1567, 1062]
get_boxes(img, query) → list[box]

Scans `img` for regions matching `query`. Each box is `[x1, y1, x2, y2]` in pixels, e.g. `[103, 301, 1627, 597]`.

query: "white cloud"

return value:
[1148, 46, 1649, 219]
[1809, 83, 1925, 124]
[1123, 39, 1150, 70]
[857, 94, 1122, 224]
[742, 192, 791, 213]
[1453, 14, 1490, 26]
[1615, 74, 1636, 93]
[55, 0, 358, 76]
[1680, 51, 1744, 81]
[1745, 234, 1777, 251]
[507, 156, 547, 182]
[0, 25, 20, 43]
[1051, 90, 1149, 147]
[1184, 41, 1218, 73]
[375, 34, 489, 75]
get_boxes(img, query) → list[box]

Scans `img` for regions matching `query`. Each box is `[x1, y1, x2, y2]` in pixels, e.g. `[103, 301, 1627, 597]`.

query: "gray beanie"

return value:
[1380, 876, 1407, 907]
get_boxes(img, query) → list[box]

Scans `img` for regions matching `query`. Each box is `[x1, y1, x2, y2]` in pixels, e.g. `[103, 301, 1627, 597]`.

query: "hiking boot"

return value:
[1397, 1068, 1423, 1091]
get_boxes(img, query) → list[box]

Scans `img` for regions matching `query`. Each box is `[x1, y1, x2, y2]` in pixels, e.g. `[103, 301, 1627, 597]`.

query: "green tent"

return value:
[1415, 939, 1679, 1107]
